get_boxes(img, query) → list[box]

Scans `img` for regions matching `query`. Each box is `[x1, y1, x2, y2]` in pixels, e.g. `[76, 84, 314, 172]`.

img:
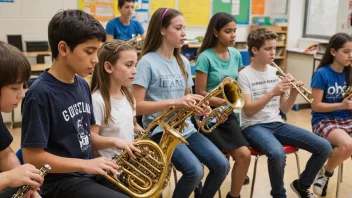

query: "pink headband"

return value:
[161, 8, 169, 21]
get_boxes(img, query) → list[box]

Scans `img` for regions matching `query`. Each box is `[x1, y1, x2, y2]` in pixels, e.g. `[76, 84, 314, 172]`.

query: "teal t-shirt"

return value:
[195, 47, 243, 92]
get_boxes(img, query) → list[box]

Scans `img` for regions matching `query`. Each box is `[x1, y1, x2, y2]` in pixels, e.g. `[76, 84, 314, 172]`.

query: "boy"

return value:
[0, 41, 43, 198]
[237, 28, 332, 198]
[106, 0, 145, 41]
[21, 10, 136, 198]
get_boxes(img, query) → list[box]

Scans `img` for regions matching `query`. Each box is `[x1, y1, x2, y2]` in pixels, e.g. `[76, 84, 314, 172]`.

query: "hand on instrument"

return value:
[271, 79, 291, 96]
[341, 94, 352, 110]
[84, 157, 119, 176]
[4, 164, 43, 190]
[113, 138, 140, 159]
[28, 191, 42, 198]
[174, 94, 206, 114]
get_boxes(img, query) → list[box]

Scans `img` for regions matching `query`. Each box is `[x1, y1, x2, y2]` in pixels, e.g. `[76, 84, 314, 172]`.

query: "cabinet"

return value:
[250, 25, 288, 72]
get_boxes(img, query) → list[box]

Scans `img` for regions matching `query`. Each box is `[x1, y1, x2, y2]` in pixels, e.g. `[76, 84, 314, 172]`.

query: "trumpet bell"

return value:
[221, 77, 245, 109]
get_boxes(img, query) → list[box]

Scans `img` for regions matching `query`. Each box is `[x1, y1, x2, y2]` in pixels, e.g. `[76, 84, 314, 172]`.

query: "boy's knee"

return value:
[267, 149, 286, 164]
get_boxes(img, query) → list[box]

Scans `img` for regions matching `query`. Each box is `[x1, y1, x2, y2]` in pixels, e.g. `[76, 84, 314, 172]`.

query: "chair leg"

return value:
[173, 166, 178, 186]
[294, 151, 301, 178]
[250, 155, 260, 198]
[340, 162, 343, 183]
[336, 164, 342, 198]
[218, 189, 221, 198]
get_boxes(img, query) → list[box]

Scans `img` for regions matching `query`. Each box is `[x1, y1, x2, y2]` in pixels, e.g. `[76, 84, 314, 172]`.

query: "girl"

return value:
[132, 8, 230, 198]
[0, 41, 43, 198]
[195, 12, 251, 198]
[311, 32, 352, 196]
[90, 41, 142, 159]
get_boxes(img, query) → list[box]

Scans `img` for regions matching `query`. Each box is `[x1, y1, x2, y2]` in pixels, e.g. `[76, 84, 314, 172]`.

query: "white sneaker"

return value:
[313, 168, 329, 196]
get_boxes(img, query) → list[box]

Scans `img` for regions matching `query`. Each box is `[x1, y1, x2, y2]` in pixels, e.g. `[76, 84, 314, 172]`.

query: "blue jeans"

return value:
[153, 132, 230, 198]
[243, 122, 332, 198]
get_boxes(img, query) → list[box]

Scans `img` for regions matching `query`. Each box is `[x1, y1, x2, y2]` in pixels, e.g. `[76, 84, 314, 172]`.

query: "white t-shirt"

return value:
[92, 90, 136, 157]
[237, 65, 283, 129]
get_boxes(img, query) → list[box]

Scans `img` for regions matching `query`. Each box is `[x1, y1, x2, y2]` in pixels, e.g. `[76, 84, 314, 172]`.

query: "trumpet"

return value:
[342, 86, 352, 99]
[271, 62, 314, 104]
[12, 164, 51, 198]
[199, 77, 245, 133]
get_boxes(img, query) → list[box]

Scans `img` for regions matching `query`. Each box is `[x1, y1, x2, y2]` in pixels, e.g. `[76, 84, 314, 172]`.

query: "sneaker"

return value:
[194, 182, 203, 198]
[290, 179, 316, 198]
[313, 169, 330, 196]
[243, 175, 250, 185]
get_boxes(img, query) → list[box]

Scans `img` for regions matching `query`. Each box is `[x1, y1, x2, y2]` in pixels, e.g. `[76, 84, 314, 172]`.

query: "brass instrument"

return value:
[342, 86, 352, 99]
[271, 62, 314, 104]
[116, 35, 144, 50]
[104, 77, 239, 198]
[199, 77, 245, 133]
[12, 164, 51, 198]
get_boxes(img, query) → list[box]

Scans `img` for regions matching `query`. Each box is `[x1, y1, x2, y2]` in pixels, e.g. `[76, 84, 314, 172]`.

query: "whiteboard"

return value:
[305, 0, 339, 37]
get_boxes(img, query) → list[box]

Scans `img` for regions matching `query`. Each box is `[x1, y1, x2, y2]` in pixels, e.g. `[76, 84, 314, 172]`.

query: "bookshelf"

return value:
[250, 25, 288, 72]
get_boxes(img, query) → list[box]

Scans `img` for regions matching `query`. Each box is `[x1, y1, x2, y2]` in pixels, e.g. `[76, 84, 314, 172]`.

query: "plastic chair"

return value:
[249, 145, 301, 198]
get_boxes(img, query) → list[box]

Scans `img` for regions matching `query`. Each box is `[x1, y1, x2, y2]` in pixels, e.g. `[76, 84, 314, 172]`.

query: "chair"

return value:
[335, 162, 343, 198]
[249, 145, 301, 198]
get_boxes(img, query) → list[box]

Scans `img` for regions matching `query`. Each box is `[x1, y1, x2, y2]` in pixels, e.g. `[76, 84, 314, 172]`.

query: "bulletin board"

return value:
[212, 0, 250, 25]
[78, 0, 119, 22]
[79, 0, 255, 26]
[179, 0, 210, 26]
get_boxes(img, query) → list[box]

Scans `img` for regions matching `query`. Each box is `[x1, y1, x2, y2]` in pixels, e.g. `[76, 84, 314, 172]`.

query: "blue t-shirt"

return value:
[21, 70, 95, 181]
[311, 65, 350, 126]
[195, 47, 243, 92]
[0, 113, 13, 151]
[106, 17, 144, 40]
[132, 51, 195, 138]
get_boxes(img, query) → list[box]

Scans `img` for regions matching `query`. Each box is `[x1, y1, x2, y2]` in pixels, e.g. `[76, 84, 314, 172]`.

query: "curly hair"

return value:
[247, 28, 277, 57]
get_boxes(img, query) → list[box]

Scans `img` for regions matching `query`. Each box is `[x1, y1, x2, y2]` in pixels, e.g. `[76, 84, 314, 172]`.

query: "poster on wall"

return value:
[78, 0, 147, 24]
[0, 0, 14, 2]
[78, 0, 118, 22]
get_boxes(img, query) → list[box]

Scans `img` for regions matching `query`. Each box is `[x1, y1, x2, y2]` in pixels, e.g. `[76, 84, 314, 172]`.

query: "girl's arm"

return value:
[195, 71, 226, 107]
[132, 85, 205, 116]
[91, 125, 139, 158]
[311, 88, 352, 112]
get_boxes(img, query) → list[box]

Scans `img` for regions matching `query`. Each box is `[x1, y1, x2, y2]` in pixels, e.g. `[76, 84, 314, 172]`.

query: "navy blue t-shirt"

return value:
[21, 70, 95, 181]
[0, 114, 13, 151]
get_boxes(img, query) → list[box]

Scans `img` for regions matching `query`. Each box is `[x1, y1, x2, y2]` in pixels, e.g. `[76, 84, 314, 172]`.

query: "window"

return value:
[303, 0, 339, 39]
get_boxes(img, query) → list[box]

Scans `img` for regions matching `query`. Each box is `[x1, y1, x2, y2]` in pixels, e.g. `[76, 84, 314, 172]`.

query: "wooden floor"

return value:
[8, 109, 352, 198]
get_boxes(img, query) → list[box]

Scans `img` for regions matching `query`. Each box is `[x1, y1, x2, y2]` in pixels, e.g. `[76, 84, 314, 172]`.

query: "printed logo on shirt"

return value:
[159, 74, 185, 93]
[326, 82, 346, 99]
[62, 102, 91, 122]
[76, 117, 91, 152]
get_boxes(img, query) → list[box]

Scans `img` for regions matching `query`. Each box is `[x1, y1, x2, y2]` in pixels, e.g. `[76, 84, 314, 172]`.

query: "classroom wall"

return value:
[0, 0, 291, 49]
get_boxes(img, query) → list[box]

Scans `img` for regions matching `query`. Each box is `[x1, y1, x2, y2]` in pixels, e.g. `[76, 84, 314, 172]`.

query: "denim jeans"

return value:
[243, 122, 332, 198]
[153, 132, 230, 198]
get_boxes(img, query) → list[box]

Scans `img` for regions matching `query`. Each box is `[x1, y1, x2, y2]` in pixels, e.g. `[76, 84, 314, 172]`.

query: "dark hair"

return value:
[0, 41, 31, 90]
[91, 41, 136, 125]
[197, 12, 237, 56]
[48, 9, 106, 60]
[247, 28, 277, 57]
[141, 8, 188, 81]
[317, 32, 352, 86]
[118, 0, 134, 8]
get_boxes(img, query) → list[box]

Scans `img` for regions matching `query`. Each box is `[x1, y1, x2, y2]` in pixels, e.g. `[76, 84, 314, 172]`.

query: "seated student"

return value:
[0, 42, 43, 198]
[310, 32, 352, 196]
[91, 40, 143, 158]
[132, 8, 230, 198]
[106, 0, 145, 41]
[237, 28, 332, 198]
[195, 12, 250, 198]
[20, 10, 137, 198]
